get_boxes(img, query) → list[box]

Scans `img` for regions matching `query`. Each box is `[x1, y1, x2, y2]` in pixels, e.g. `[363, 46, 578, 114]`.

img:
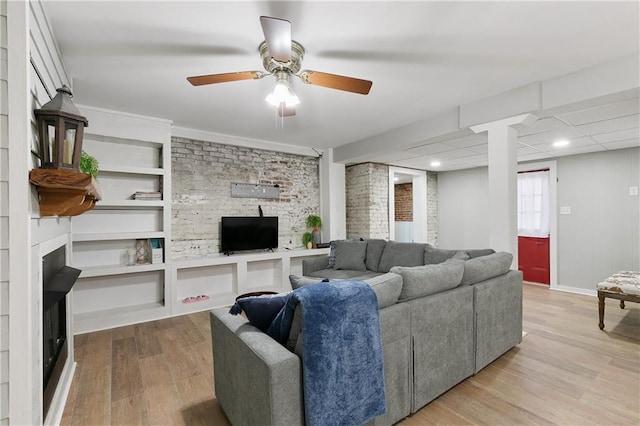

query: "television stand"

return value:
[172, 248, 331, 316]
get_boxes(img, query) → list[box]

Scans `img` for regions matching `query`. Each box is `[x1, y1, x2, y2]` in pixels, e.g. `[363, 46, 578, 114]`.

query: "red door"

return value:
[518, 236, 550, 284]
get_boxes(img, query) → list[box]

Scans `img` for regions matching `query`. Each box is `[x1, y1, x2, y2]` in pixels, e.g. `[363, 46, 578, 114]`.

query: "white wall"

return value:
[437, 167, 490, 249]
[555, 147, 639, 292]
[0, 2, 9, 423]
[438, 147, 640, 294]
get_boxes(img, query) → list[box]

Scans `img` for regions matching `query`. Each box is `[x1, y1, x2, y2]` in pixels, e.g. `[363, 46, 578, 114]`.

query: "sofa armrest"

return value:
[473, 269, 523, 374]
[302, 255, 330, 276]
[210, 308, 303, 426]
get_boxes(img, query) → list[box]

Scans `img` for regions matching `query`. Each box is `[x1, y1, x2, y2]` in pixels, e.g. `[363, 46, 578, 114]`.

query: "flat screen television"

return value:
[220, 216, 278, 254]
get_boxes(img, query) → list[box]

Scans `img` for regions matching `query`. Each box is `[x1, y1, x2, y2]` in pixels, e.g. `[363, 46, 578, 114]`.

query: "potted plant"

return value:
[302, 232, 313, 249]
[80, 151, 99, 179]
[305, 215, 322, 248]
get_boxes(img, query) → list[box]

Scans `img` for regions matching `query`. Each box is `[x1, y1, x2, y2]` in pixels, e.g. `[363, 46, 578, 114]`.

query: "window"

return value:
[517, 170, 550, 237]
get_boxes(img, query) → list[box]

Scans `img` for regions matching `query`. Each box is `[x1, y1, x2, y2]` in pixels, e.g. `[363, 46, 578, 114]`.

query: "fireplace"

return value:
[42, 245, 80, 418]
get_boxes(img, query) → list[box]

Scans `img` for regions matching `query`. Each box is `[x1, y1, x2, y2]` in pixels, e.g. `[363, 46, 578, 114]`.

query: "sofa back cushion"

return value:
[378, 241, 426, 273]
[334, 240, 368, 271]
[465, 248, 496, 259]
[365, 239, 387, 272]
[391, 261, 464, 301]
[424, 247, 470, 264]
[460, 251, 513, 286]
[362, 273, 403, 309]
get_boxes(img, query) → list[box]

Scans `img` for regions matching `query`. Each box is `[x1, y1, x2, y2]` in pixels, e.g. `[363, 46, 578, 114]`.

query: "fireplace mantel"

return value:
[29, 168, 101, 217]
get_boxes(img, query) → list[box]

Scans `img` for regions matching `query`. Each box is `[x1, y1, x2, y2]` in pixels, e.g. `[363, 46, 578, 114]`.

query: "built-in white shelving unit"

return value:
[69, 106, 330, 334]
[171, 248, 330, 316]
[71, 106, 173, 333]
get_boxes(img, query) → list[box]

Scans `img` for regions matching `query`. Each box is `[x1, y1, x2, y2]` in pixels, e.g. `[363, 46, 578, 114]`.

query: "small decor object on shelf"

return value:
[80, 151, 99, 178]
[182, 295, 210, 304]
[136, 239, 149, 264]
[150, 238, 163, 264]
[30, 85, 101, 217]
[302, 232, 313, 249]
[305, 215, 323, 248]
[125, 248, 136, 266]
[34, 85, 88, 171]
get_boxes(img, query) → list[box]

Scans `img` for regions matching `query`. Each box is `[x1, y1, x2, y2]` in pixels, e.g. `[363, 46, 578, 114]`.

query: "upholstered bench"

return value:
[597, 271, 640, 330]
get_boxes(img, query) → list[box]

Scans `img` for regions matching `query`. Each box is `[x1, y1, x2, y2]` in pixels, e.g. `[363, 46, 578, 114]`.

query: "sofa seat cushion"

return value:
[307, 269, 382, 280]
[288, 273, 400, 309]
[460, 251, 513, 286]
[334, 240, 368, 271]
[391, 261, 465, 301]
[378, 241, 427, 273]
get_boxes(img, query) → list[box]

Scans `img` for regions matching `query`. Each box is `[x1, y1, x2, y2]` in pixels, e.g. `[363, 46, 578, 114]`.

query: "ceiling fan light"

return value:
[266, 76, 300, 107]
[285, 91, 300, 107]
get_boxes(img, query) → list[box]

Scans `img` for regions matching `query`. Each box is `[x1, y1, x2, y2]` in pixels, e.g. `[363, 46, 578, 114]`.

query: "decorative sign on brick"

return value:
[230, 182, 280, 199]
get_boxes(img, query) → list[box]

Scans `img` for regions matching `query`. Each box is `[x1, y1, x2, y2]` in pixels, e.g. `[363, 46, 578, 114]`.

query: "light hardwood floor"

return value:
[61, 284, 640, 425]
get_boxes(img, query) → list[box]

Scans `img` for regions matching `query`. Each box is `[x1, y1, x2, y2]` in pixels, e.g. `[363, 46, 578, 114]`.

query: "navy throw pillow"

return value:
[229, 293, 290, 331]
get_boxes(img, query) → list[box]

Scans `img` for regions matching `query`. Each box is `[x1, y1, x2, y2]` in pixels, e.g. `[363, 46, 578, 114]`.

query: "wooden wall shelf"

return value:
[29, 169, 102, 217]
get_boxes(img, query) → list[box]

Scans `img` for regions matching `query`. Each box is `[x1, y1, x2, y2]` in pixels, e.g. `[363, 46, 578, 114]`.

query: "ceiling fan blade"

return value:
[299, 70, 372, 95]
[277, 103, 296, 117]
[260, 16, 291, 62]
[187, 71, 264, 86]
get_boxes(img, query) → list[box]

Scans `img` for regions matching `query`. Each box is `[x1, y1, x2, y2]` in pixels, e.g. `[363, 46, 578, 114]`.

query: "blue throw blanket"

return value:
[267, 280, 386, 426]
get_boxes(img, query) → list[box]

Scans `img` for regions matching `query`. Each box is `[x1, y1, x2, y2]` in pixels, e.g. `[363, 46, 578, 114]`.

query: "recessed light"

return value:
[393, 177, 399, 182]
[430, 161, 441, 167]
[553, 139, 570, 148]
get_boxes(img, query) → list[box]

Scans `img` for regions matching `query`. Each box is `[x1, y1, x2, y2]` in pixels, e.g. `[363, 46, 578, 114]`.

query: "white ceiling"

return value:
[375, 93, 640, 171]
[42, 1, 640, 171]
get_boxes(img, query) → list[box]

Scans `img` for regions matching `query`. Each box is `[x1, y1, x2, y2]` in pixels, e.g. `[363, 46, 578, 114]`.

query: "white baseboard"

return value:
[551, 285, 596, 297]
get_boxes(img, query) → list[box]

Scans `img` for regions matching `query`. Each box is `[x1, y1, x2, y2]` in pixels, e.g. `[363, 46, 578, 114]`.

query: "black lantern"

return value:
[34, 85, 88, 171]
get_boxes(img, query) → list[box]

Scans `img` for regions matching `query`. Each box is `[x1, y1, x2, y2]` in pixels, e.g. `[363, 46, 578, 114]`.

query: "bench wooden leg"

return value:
[620, 300, 625, 309]
[598, 291, 606, 330]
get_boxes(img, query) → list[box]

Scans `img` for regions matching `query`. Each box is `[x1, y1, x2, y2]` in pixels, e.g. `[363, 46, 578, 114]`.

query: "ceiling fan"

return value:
[187, 16, 373, 117]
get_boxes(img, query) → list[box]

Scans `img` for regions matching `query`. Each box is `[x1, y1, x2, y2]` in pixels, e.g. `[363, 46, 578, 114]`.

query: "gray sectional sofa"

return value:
[210, 240, 523, 425]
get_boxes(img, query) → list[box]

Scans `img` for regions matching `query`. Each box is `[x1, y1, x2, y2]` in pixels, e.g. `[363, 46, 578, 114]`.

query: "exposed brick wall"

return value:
[171, 137, 320, 258]
[346, 164, 438, 245]
[345, 163, 389, 239]
[427, 171, 438, 246]
[394, 183, 413, 221]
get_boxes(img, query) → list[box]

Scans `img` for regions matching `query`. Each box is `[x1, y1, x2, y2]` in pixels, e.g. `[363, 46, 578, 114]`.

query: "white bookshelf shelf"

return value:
[172, 291, 237, 316]
[79, 263, 165, 278]
[95, 200, 164, 209]
[71, 106, 173, 334]
[74, 302, 168, 334]
[73, 231, 165, 242]
[174, 248, 330, 269]
[99, 165, 165, 176]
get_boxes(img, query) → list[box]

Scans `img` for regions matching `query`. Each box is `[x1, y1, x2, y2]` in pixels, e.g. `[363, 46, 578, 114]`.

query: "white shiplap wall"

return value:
[0, 0, 10, 423]
[28, 1, 73, 423]
[0, 0, 71, 424]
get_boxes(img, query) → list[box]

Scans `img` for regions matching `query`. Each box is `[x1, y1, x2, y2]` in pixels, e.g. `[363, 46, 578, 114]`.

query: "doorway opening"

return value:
[517, 161, 557, 288]
[389, 167, 427, 243]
